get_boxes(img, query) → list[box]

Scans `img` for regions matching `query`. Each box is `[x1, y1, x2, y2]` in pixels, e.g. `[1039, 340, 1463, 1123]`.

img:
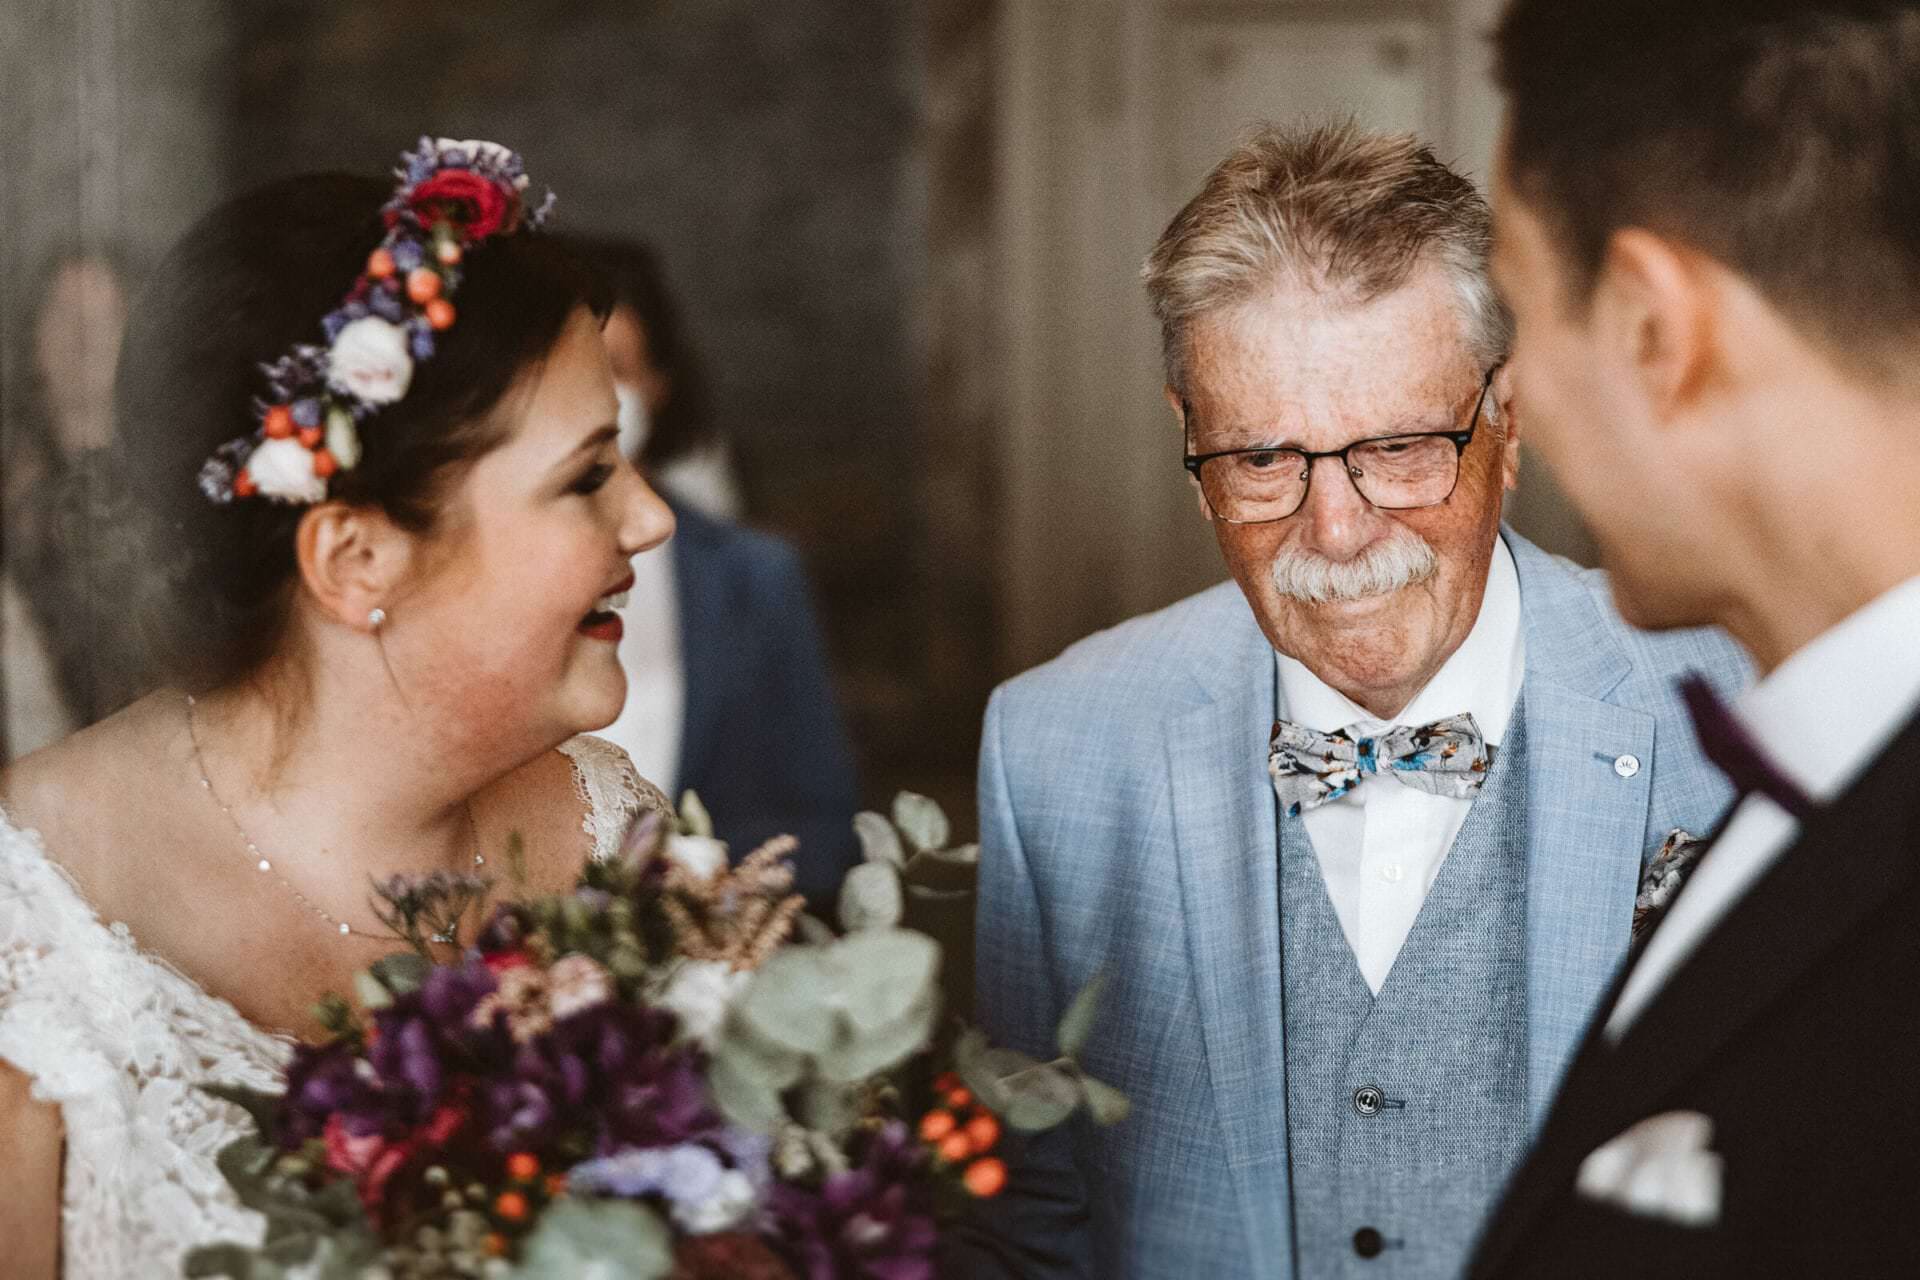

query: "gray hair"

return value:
[1143, 120, 1512, 396]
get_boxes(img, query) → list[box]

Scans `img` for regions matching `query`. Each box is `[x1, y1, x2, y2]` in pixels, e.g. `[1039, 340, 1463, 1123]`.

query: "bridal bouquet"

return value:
[186, 794, 1124, 1280]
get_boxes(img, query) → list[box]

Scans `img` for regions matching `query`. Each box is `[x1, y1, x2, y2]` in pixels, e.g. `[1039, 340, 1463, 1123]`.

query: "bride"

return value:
[0, 141, 676, 1277]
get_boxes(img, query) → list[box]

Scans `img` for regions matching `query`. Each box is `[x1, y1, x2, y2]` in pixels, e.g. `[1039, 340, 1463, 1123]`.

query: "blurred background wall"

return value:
[2, 0, 1594, 830]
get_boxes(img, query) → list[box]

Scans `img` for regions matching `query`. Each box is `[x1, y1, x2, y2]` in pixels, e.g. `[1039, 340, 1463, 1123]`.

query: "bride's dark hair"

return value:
[112, 172, 606, 693]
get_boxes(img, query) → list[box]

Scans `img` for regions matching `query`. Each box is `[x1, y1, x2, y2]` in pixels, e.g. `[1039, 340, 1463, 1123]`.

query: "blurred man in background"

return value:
[574, 237, 860, 907]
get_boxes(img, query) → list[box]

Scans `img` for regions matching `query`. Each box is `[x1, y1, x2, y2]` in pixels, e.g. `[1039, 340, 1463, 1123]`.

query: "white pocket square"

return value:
[1575, 1110, 1724, 1228]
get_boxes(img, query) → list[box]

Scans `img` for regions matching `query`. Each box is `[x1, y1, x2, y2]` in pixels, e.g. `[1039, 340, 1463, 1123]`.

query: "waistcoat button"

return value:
[1352, 1085, 1384, 1116]
[1353, 1227, 1385, 1258]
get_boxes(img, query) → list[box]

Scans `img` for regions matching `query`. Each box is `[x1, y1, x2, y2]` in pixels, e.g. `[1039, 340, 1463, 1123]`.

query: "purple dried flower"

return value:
[290, 397, 321, 427]
[391, 239, 424, 272]
[768, 1123, 937, 1280]
[368, 291, 404, 323]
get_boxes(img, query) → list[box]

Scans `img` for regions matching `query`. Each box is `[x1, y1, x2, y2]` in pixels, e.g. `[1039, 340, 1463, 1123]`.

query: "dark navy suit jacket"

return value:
[669, 500, 861, 908]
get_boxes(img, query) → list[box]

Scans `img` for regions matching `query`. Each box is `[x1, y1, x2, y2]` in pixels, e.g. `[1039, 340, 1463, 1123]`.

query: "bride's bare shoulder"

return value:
[475, 738, 666, 883]
[0, 694, 188, 875]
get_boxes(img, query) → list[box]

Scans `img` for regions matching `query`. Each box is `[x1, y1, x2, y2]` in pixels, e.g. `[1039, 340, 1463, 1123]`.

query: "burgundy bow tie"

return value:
[1678, 674, 1815, 821]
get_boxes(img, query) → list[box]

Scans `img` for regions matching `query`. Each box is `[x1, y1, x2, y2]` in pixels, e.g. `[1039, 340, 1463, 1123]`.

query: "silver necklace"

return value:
[184, 693, 484, 940]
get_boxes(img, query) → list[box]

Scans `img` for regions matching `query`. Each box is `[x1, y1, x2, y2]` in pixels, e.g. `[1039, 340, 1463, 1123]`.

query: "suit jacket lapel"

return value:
[1166, 598, 1294, 1277]
[1478, 703, 1920, 1277]
[1508, 533, 1655, 1132]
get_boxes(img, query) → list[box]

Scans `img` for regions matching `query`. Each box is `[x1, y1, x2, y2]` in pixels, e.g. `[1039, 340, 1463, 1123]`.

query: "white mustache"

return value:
[1269, 529, 1438, 604]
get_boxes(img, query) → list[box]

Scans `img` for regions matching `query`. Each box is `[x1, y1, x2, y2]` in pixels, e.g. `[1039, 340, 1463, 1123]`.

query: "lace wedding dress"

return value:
[0, 735, 668, 1279]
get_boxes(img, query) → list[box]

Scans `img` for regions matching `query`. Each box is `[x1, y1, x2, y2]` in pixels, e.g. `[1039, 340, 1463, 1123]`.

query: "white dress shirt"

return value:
[1607, 572, 1920, 1038]
[1277, 538, 1526, 993]
[598, 544, 685, 798]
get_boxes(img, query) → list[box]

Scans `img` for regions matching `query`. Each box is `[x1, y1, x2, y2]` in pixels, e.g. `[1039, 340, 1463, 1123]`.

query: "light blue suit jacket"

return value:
[951, 530, 1752, 1279]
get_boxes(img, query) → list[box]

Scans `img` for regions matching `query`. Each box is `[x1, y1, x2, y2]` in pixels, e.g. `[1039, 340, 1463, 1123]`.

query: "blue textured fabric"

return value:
[948, 529, 1752, 1280]
[1279, 706, 1530, 1278]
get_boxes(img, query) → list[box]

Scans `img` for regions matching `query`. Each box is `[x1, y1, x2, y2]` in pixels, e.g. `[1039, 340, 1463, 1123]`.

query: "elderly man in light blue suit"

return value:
[953, 123, 1749, 1280]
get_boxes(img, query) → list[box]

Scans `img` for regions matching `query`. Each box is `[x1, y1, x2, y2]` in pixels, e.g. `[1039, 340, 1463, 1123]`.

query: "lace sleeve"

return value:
[556, 734, 673, 863]
[0, 812, 295, 1278]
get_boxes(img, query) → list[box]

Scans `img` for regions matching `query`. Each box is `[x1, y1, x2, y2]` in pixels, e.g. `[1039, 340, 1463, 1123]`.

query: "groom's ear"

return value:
[1167, 385, 1211, 521]
[293, 502, 415, 632]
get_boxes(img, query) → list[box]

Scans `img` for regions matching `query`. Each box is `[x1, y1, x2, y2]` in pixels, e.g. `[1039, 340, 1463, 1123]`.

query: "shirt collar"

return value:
[1275, 535, 1526, 744]
[1735, 572, 1920, 803]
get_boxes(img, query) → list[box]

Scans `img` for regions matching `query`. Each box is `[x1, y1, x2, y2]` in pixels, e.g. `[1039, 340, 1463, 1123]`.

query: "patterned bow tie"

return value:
[1268, 713, 1495, 816]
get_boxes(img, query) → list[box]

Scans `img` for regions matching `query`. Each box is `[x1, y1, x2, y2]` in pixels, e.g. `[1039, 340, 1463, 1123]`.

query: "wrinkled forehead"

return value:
[1182, 266, 1479, 448]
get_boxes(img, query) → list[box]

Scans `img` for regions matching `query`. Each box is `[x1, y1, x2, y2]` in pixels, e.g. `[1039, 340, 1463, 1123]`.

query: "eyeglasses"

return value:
[1182, 368, 1497, 525]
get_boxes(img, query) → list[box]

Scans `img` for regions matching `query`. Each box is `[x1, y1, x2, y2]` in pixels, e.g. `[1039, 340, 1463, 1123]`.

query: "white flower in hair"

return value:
[246, 437, 327, 504]
[326, 316, 414, 406]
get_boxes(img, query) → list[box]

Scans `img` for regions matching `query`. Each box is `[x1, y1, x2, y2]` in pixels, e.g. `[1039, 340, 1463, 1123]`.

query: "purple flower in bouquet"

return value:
[278, 1038, 366, 1147]
[571, 1003, 722, 1153]
[768, 1122, 939, 1280]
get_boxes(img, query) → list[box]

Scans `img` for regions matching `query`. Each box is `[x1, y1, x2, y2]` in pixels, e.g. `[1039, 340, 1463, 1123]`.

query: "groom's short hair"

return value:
[1496, 0, 1920, 383]
[1142, 120, 1511, 396]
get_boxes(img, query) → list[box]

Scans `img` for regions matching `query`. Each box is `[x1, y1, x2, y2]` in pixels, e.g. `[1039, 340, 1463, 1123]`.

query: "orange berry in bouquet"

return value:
[965, 1111, 1002, 1153]
[918, 1109, 957, 1143]
[963, 1157, 1009, 1198]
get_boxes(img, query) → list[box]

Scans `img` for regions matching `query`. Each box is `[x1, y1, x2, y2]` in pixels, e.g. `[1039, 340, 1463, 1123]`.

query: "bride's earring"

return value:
[367, 607, 387, 630]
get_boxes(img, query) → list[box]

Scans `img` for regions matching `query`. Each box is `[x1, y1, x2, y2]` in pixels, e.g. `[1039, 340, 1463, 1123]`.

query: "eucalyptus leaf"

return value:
[904, 843, 980, 875]
[712, 1020, 808, 1092]
[815, 988, 938, 1082]
[952, 1029, 1035, 1115]
[678, 790, 715, 840]
[796, 1079, 861, 1138]
[853, 810, 907, 868]
[734, 950, 836, 1055]
[705, 1045, 791, 1135]
[511, 1199, 674, 1279]
[1055, 973, 1107, 1058]
[839, 861, 904, 932]
[369, 950, 432, 999]
[198, 1084, 285, 1142]
[795, 912, 839, 946]
[830, 928, 940, 1032]
[891, 791, 951, 853]
[903, 884, 975, 903]
[351, 970, 392, 1012]
[1081, 1073, 1133, 1125]
[998, 1062, 1084, 1131]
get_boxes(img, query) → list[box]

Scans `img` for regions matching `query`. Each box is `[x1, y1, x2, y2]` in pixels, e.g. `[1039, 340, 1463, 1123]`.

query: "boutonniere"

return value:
[1633, 828, 1708, 940]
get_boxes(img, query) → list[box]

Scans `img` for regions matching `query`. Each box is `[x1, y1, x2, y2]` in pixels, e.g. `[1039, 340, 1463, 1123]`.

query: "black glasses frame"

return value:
[1181, 367, 1498, 525]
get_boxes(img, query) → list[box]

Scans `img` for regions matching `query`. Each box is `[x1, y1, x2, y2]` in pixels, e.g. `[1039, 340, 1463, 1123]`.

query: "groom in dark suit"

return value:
[1474, 2, 1920, 1275]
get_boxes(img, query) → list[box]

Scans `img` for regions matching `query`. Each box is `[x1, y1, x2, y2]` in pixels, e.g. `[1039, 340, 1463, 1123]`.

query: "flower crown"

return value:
[198, 137, 555, 506]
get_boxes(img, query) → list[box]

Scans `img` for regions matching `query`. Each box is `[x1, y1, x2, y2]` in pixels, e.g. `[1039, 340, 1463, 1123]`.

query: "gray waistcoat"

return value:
[1279, 704, 1531, 1279]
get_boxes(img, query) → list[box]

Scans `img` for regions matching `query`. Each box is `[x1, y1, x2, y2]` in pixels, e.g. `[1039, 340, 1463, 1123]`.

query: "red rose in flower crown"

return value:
[408, 168, 517, 240]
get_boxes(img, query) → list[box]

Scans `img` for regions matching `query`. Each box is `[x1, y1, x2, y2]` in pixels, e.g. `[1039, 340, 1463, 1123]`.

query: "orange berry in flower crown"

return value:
[261, 404, 295, 439]
[505, 1152, 540, 1182]
[946, 1087, 973, 1110]
[406, 267, 442, 303]
[365, 247, 396, 279]
[937, 1131, 974, 1164]
[425, 298, 456, 330]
